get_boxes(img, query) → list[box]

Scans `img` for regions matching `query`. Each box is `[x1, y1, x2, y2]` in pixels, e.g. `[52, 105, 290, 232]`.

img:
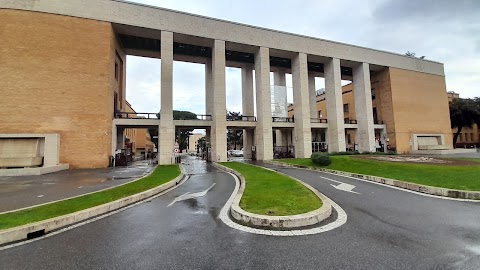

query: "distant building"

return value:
[124, 102, 155, 157]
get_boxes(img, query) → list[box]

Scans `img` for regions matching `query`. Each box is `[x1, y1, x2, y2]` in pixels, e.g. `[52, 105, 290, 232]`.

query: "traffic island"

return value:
[0, 165, 183, 245]
[215, 162, 332, 228]
[270, 156, 480, 200]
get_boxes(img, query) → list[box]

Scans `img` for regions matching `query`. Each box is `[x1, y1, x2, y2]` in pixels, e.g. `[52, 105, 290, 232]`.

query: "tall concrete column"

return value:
[210, 40, 227, 162]
[111, 124, 117, 156]
[273, 69, 286, 147]
[205, 59, 213, 116]
[116, 127, 125, 150]
[254, 47, 273, 160]
[292, 52, 312, 158]
[308, 72, 317, 119]
[158, 31, 175, 164]
[353, 63, 375, 152]
[242, 64, 254, 159]
[325, 58, 346, 152]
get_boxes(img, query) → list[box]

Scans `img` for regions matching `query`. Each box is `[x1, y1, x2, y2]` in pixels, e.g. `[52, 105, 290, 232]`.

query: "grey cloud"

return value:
[373, 0, 480, 23]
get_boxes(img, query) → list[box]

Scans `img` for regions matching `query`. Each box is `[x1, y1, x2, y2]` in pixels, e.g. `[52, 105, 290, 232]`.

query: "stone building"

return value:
[0, 0, 459, 169]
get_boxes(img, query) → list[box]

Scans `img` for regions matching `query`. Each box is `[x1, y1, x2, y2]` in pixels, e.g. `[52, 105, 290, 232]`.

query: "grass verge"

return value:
[278, 156, 480, 191]
[0, 165, 180, 230]
[220, 162, 322, 216]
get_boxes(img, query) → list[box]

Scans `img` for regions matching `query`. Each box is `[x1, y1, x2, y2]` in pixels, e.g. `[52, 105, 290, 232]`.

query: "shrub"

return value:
[311, 153, 332, 166]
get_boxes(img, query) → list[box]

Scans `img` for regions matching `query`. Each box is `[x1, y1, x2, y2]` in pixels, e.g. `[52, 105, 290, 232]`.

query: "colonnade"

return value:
[157, 31, 376, 165]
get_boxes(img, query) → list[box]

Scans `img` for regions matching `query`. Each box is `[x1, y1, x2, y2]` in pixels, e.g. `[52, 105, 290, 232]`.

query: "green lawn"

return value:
[0, 165, 180, 230]
[454, 158, 480, 163]
[220, 162, 322, 216]
[278, 156, 480, 191]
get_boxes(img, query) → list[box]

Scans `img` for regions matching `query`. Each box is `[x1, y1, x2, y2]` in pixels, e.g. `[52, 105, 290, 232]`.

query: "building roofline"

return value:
[115, 0, 442, 65]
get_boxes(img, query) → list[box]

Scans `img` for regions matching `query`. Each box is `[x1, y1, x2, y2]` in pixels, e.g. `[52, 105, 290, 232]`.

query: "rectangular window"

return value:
[371, 88, 376, 100]
[115, 62, 119, 80]
[343, 104, 349, 113]
[318, 110, 323, 118]
[472, 133, 475, 142]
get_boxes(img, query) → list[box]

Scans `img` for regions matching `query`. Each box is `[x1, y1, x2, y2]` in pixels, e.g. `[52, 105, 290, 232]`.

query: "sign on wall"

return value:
[271, 85, 287, 117]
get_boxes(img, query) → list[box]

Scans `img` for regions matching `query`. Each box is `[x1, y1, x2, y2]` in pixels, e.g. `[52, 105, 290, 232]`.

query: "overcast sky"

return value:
[126, 0, 480, 115]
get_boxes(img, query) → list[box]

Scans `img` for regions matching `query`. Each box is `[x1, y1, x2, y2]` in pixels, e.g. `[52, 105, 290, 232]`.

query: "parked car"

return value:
[231, 150, 244, 157]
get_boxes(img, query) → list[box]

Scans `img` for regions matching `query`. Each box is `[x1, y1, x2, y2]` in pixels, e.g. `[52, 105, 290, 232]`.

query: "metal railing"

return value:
[176, 114, 212, 121]
[227, 115, 256, 121]
[345, 119, 358, 124]
[310, 118, 328, 123]
[312, 142, 328, 153]
[374, 119, 384, 125]
[272, 117, 295, 123]
[115, 112, 159, 119]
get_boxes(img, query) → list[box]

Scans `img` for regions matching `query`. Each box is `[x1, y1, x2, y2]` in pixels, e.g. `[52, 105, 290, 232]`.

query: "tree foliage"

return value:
[449, 98, 480, 145]
[405, 51, 425, 59]
[196, 136, 207, 153]
[227, 111, 243, 150]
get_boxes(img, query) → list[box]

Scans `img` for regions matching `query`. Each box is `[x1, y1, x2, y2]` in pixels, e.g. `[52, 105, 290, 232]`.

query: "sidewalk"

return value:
[0, 160, 156, 213]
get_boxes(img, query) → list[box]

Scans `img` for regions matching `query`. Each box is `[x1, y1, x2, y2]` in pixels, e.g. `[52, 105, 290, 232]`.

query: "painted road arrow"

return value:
[167, 183, 216, 207]
[319, 176, 361, 194]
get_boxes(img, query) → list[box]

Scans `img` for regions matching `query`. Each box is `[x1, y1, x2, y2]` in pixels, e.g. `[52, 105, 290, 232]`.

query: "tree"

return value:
[196, 136, 207, 153]
[173, 110, 198, 151]
[226, 111, 243, 150]
[405, 51, 425, 59]
[449, 98, 480, 146]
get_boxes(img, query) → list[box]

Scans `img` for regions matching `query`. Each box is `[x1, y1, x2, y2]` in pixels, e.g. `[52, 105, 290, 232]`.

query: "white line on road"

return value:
[320, 176, 360, 194]
[167, 183, 216, 207]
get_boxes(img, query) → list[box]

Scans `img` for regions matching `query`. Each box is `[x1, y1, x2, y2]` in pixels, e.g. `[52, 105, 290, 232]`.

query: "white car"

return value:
[231, 150, 244, 157]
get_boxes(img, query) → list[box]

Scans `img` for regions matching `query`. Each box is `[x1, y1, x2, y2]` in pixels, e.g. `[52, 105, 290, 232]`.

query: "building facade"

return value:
[0, 0, 453, 168]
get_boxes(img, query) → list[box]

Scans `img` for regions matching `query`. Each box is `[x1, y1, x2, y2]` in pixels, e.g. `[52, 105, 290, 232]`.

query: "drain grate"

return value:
[27, 229, 45, 240]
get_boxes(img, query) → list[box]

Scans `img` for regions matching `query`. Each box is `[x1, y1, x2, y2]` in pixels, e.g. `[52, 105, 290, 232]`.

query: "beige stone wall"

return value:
[388, 68, 453, 153]
[0, 10, 115, 168]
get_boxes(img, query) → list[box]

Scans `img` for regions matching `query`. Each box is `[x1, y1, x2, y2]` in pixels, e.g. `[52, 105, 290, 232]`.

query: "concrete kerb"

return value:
[213, 162, 332, 228]
[0, 172, 185, 245]
[266, 160, 480, 201]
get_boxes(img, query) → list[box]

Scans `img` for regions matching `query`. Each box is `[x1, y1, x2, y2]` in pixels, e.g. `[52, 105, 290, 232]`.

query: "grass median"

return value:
[220, 162, 322, 216]
[278, 156, 480, 191]
[0, 165, 181, 231]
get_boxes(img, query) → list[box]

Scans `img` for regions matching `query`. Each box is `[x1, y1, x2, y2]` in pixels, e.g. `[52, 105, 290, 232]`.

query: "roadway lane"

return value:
[1, 159, 479, 269]
[0, 160, 156, 212]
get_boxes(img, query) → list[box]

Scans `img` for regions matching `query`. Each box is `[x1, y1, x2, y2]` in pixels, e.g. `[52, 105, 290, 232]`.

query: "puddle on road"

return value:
[181, 156, 219, 175]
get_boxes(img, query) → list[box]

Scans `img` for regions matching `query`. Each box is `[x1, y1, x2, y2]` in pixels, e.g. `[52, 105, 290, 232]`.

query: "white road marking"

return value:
[330, 183, 360, 194]
[167, 183, 216, 207]
[317, 169, 480, 203]
[320, 176, 360, 194]
[218, 172, 347, 236]
[37, 195, 44, 198]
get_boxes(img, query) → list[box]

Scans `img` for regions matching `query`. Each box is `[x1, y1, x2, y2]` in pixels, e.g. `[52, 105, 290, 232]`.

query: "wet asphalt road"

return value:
[1, 158, 479, 269]
[0, 160, 155, 212]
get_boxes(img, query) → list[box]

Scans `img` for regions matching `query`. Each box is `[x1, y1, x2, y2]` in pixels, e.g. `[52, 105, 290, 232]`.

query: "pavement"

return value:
[0, 160, 156, 212]
[0, 156, 479, 269]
